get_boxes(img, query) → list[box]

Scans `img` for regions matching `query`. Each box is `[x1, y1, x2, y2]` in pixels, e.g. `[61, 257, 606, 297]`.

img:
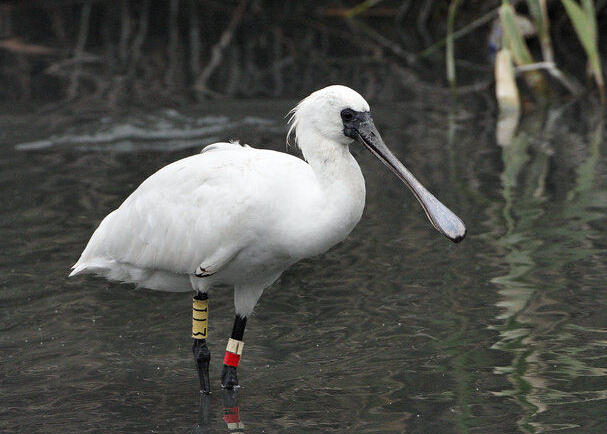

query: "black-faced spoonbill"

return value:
[69, 85, 466, 394]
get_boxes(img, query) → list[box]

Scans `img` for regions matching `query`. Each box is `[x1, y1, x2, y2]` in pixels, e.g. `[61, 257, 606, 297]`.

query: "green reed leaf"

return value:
[561, 0, 604, 99]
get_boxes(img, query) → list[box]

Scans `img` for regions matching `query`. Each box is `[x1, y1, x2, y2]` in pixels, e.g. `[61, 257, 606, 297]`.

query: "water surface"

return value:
[1, 100, 607, 433]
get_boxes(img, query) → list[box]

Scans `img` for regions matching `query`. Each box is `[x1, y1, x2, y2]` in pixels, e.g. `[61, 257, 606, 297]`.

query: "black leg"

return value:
[221, 315, 247, 389]
[192, 292, 210, 394]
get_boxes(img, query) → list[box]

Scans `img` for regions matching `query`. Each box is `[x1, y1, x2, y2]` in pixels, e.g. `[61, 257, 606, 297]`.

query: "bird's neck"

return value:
[278, 131, 366, 260]
[298, 131, 362, 189]
[299, 131, 366, 235]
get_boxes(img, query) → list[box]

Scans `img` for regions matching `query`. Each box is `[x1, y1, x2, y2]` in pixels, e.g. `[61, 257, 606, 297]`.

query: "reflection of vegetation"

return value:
[491, 112, 549, 433]
[489, 107, 606, 432]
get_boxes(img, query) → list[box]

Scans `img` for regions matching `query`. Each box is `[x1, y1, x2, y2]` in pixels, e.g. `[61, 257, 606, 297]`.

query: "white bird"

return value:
[69, 85, 466, 393]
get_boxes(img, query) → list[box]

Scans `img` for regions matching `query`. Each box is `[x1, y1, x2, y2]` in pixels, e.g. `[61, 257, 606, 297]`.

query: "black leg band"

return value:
[221, 315, 247, 389]
[231, 315, 247, 340]
[194, 292, 208, 301]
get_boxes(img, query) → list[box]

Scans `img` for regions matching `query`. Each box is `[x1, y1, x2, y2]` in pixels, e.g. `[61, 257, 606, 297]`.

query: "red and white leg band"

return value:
[223, 338, 244, 367]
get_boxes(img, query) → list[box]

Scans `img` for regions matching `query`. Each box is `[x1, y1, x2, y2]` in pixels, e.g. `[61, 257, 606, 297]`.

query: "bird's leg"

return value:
[221, 315, 247, 389]
[192, 291, 210, 394]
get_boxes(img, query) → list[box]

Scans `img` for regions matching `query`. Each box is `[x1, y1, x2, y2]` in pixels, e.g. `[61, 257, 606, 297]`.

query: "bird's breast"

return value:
[277, 162, 366, 260]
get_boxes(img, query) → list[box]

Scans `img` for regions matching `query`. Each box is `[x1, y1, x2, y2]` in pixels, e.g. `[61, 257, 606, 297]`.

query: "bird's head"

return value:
[288, 85, 370, 146]
[288, 85, 466, 243]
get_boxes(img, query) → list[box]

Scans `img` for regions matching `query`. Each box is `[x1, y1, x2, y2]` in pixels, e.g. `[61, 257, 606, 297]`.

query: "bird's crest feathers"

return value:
[286, 85, 369, 152]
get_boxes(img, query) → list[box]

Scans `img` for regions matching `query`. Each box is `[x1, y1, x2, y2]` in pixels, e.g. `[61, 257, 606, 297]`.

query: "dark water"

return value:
[1, 99, 607, 433]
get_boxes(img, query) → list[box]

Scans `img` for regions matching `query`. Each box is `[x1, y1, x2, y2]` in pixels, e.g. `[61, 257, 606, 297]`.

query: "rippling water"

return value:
[1, 100, 606, 433]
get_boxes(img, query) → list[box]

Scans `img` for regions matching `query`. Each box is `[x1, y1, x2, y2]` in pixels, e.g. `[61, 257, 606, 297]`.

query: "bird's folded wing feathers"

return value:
[71, 146, 311, 278]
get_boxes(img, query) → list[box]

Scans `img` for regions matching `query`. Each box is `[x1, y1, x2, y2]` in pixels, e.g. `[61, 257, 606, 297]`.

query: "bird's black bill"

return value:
[351, 114, 466, 243]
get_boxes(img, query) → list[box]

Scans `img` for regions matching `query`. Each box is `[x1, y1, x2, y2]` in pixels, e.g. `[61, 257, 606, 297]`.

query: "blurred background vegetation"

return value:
[0, 0, 605, 110]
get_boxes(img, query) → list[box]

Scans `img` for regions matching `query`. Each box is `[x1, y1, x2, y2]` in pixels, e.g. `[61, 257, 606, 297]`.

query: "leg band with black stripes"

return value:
[192, 293, 209, 339]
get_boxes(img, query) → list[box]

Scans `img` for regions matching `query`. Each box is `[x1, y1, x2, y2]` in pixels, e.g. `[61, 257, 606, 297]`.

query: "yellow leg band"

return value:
[226, 338, 244, 356]
[192, 297, 209, 339]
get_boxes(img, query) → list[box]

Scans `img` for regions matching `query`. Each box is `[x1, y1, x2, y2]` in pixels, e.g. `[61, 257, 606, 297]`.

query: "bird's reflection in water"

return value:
[192, 394, 211, 434]
[222, 390, 245, 433]
[192, 390, 245, 433]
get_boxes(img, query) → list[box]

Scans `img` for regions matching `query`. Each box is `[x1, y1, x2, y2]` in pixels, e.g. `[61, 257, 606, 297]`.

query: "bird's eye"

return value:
[341, 109, 354, 122]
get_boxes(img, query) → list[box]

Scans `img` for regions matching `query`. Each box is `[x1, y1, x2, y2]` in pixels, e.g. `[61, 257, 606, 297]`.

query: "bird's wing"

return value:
[71, 143, 313, 280]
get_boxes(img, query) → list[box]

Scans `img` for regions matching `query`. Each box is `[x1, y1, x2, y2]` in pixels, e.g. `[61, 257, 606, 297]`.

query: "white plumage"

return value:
[70, 85, 465, 317]
[70, 86, 371, 316]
